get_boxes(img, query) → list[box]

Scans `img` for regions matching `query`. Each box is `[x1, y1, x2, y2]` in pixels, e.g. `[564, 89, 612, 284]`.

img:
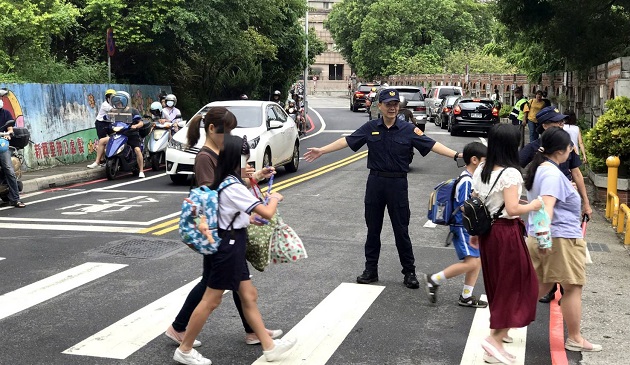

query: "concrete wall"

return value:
[0, 83, 171, 170]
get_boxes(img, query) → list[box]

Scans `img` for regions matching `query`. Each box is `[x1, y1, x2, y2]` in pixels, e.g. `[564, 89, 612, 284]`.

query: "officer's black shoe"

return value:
[539, 292, 555, 303]
[356, 271, 378, 284]
[403, 272, 420, 289]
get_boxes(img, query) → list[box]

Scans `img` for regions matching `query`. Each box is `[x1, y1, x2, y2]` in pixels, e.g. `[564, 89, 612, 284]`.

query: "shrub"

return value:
[499, 104, 511, 118]
[585, 96, 630, 161]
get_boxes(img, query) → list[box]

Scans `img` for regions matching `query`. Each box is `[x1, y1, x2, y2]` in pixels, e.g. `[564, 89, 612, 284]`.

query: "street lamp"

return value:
[334, 64, 337, 80]
[303, 3, 308, 119]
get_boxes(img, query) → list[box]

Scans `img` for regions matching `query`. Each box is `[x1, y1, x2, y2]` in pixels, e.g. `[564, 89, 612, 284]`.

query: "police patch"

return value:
[414, 127, 423, 136]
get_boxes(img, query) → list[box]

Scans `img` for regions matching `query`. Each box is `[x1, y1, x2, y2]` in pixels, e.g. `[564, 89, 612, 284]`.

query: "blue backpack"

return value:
[179, 177, 240, 254]
[427, 174, 469, 225]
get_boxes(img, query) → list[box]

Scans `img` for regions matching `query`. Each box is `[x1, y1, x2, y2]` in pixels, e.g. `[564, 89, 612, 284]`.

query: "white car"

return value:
[165, 100, 300, 184]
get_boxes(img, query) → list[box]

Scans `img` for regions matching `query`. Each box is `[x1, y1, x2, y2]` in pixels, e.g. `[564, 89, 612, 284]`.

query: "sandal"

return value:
[481, 338, 514, 364]
[565, 338, 602, 352]
[10, 201, 26, 208]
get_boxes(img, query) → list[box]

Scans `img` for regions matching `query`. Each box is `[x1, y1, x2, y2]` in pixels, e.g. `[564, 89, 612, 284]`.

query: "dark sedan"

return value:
[435, 95, 460, 129]
[448, 97, 499, 136]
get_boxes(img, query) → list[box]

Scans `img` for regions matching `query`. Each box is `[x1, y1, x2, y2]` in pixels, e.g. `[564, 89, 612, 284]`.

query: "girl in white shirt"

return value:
[174, 134, 296, 365]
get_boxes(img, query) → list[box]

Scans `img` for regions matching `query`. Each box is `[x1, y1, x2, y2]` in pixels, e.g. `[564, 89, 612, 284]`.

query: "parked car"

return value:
[425, 86, 463, 123]
[435, 95, 460, 129]
[165, 100, 300, 184]
[391, 85, 428, 131]
[447, 97, 499, 136]
[350, 82, 380, 112]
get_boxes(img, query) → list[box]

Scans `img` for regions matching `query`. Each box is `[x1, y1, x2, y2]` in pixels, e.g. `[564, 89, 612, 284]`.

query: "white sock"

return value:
[462, 285, 474, 299]
[430, 271, 447, 285]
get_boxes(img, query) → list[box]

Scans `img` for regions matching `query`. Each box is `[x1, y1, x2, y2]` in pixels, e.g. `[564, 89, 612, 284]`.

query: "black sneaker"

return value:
[403, 272, 420, 289]
[356, 270, 378, 284]
[458, 295, 488, 308]
[539, 292, 555, 303]
[423, 274, 439, 303]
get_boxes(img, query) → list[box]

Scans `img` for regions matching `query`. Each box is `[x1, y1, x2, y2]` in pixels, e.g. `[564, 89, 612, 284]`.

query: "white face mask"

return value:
[0, 100, 3, 109]
[166, 101, 175, 107]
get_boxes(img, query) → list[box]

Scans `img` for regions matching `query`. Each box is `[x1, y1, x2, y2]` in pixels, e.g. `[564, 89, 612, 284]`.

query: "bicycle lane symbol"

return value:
[56, 196, 158, 215]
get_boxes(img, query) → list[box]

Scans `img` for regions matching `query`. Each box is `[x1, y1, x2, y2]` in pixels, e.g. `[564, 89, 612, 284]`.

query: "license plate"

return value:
[471, 113, 482, 118]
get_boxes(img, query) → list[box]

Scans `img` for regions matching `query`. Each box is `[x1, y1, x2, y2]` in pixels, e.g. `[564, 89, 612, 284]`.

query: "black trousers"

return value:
[363, 174, 415, 275]
[172, 254, 253, 334]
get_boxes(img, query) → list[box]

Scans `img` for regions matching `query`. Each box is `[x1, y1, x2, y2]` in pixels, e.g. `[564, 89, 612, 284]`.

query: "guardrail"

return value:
[605, 156, 630, 245]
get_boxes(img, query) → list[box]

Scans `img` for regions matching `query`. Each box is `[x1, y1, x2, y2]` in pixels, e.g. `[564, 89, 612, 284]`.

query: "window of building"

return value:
[328, 64, 343, 80]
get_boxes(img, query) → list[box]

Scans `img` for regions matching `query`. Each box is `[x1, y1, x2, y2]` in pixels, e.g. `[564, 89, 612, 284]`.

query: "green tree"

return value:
[444, 48, 517, 74]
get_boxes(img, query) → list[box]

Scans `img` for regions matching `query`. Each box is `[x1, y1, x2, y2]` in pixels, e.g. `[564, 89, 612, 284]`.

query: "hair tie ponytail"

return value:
[537, 146, 545, 153]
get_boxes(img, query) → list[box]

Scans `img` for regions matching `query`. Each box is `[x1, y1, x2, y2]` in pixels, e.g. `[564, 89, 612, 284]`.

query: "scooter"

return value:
[0, 120, 28, 202]
[104, 121, 142, 180]
[146, 114, 181, 171]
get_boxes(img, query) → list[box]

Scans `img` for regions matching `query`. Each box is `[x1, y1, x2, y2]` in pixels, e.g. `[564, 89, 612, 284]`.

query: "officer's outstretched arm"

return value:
[430, 142, 460, 159]
[304, 137, 348, 162]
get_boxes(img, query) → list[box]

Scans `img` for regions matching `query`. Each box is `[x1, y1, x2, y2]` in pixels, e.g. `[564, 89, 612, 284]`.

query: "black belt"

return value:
[369, 170, 407, 178]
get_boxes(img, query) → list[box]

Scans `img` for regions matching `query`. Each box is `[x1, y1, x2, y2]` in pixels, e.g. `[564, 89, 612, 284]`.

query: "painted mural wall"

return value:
[0, 83, 171, 169]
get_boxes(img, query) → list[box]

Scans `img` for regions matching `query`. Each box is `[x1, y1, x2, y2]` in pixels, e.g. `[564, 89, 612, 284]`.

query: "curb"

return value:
[22, 169, 106, 194]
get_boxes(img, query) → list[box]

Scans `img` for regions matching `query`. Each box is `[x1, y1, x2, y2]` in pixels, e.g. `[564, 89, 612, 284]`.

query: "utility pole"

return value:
[303, 3, 309, 120]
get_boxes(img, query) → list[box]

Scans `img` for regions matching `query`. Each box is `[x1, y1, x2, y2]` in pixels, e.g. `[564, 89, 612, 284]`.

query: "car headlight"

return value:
[248, 136, 260, 150]
[168, 139, 185, 151]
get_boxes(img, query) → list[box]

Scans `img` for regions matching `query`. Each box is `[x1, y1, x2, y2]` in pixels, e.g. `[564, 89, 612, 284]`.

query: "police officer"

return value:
[304, 89, 462, 289]
[509, 87, 529, 147]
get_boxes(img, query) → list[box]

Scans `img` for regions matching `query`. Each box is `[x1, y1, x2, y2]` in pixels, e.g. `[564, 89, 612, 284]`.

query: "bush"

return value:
[499, 104, 512, 118]
[584, 96, 630, 176]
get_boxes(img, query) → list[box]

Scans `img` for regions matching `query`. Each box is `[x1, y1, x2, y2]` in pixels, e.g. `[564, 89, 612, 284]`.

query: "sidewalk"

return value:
[14, 157, 630, 364]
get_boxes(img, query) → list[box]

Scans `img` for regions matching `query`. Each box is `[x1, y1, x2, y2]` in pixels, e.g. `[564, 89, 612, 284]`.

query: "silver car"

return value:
[392, 86, 427, 130]
[425, 86, 463, 123]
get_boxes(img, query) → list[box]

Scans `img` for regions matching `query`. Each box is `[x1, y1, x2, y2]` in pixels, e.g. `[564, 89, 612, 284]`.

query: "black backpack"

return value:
[462, 169, 506, 236]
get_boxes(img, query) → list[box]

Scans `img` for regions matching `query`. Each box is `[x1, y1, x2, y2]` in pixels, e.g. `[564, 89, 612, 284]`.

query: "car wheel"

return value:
[169, 174, 189, 185]
[263, 148, 272, 170]
[285, 141, 299, 173]
[105, 158, 119, 180]
[434, 116, 440, 126]
[440, 118, 447, 129]
[450, 127, 459, 136]
[151, 154, 161, 171]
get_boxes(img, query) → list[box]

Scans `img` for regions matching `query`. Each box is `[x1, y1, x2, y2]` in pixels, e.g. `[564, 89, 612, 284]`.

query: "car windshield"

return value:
[459, 101, 493, 110]
[358, 85, 377, 92]
[192, 105, 262, 128]
[397, 90, 424, 101]
[438, 88, 462, 98]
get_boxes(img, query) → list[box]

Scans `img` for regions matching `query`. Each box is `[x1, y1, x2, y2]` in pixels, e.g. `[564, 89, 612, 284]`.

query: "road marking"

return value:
[318, 130, 357, 133]
[91, 189, 189, 194]
[0, 262, 127, 321]
[342, 133, 351, 136]
[549, 285, 568, 365]
[426, 131, 451, 135]
[0, 211, 179, 226]
[63, 278, 204, 359]
[0, 257, 4, 261]
[251, 283, 385, 365]
[138, 217, 180, 234]
[423, 220, 438, 228]
[459, 294, 527, 365]
[479, 137, 487, 146]
[0, 173, 168, 211]
[0, 222, 141, 233]
[299, 107, 327, 141]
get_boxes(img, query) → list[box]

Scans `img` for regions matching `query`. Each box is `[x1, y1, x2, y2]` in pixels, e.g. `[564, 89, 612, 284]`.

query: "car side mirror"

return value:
[268, 120, 283, 129]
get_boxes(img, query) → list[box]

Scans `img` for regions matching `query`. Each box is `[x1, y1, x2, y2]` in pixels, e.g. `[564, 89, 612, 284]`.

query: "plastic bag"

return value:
[532, 197, 552, 249]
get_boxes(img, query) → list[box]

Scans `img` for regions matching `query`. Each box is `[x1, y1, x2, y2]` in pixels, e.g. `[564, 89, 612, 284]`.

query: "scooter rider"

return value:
[0, 97, 25, 208]
[95, 89, 116, 140]
[88, 91, 146, 178]
[272, 90, 285, 108]
[162, 94, 181, 133]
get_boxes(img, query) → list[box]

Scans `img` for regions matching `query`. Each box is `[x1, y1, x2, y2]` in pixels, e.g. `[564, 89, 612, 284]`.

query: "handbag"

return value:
[245, 178, 274, 271]
[269, 213, 307, 264]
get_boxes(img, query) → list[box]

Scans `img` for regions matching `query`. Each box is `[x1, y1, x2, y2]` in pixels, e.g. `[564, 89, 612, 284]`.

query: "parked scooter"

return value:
[0, 119, 29, 202]
[145, 101, 181, 171]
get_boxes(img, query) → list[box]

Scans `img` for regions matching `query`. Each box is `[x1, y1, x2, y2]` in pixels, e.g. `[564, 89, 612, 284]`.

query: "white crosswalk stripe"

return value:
[0, 262, 127, 321]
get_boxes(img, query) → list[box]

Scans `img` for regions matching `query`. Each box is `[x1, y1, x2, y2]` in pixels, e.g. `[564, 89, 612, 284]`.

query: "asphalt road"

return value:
[0, 96, 581, 365]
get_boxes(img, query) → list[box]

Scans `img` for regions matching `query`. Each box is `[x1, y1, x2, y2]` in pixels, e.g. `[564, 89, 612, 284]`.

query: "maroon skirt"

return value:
[479, 218, 538, 329]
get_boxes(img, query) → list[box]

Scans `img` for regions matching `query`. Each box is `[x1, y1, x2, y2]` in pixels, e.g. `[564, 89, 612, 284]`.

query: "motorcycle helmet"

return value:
[150, 101, 163, 117]
[105, 89, 116, 99]
[240, 94, 248, 100]
[165, 94, 177, 107]
[110, 91, 130, 109]
[399, 95, 408, 108]
[0, 138, 9, 154]
[273, 90, 281, 95]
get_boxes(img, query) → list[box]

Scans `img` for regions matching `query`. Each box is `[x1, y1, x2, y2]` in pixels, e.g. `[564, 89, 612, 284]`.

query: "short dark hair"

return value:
[463, 142, 487, 165]
[481, 124, 521, 183]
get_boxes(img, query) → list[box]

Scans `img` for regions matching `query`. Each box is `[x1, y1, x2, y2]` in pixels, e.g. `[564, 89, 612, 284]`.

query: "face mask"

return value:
[0, 100, 3, 109]
[166, 101, 174, 107]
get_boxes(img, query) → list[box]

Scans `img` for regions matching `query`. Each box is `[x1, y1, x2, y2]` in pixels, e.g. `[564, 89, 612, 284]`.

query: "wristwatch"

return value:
[453, 152, 459, 161]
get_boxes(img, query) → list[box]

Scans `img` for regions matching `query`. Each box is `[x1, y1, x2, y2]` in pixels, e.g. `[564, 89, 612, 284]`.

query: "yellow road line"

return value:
[142, 151, 368, 235]
[138, 218, 179, 234]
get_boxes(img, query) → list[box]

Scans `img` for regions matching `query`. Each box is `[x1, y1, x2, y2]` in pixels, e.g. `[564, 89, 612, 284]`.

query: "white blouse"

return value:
[472, 165, 523, 219]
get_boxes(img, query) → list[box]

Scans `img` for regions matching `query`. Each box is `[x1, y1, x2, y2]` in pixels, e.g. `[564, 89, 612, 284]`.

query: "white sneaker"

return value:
[173, 348, 212, 365]
[263, 338, 297, 361]
[87, 162, 99, 169]
[138, 171, 145, 178]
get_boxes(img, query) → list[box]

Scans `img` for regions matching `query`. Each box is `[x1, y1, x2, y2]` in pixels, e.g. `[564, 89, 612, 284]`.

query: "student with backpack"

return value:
[174, 134, 296, 365]
[424, 142, 488, 308]
[470, 124, 542, 365]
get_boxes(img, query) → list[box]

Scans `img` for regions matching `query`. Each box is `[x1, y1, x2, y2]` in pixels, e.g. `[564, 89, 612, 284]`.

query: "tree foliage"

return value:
[1, 0, 325, 115]
[585, 96, 630, 162]
[326, 0, 498, 79]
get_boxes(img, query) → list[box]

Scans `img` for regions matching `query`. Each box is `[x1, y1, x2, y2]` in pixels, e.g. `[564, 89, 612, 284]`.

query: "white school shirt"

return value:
[563, 124, 580, 155]
[96, 101, 113, 122]
[218, 177, 261, 229]
[472, 165, 523, 219]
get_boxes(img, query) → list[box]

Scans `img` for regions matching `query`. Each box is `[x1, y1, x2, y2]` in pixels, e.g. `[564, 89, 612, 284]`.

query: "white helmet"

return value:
[150, 101, 163, 117]
[273, 90, 281, 96]
[165, 94, 177, 107]
[110, 91, 131, 109]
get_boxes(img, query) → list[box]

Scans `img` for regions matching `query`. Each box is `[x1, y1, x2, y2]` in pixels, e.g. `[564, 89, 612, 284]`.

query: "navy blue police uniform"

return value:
[345, 89, 436, 287]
